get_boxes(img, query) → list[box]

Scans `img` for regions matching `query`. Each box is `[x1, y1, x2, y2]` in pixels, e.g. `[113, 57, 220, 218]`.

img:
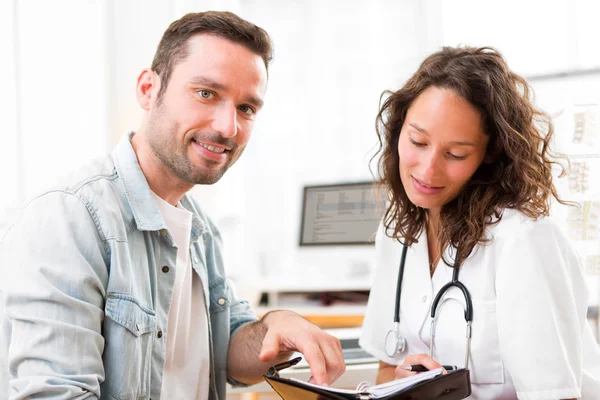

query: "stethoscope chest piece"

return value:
[385, 322, 406, 357]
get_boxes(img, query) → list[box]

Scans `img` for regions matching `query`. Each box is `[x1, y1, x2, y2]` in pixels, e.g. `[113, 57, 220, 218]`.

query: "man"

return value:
[0, 11, 345, 399]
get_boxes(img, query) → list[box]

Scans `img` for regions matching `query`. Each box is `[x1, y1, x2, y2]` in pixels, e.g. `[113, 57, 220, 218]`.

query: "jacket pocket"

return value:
[469, 299, 505, 384]
[102, 293, 156, 400]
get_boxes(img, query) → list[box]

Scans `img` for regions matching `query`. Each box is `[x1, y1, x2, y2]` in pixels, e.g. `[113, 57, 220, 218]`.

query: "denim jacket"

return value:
[0, 132, 257, 400]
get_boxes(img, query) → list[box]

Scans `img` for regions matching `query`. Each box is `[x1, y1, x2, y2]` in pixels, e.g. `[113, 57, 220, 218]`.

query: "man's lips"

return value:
[191, 139, 229, 162]
[192, 138, 230, 153]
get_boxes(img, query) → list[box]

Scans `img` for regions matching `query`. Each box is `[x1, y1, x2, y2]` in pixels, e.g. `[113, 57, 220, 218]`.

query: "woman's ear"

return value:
[483, 153, 495, 164]
[484, 138, 503, 164]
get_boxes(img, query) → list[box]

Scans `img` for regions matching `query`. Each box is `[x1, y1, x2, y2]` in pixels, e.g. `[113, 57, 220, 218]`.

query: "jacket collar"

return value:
[113, 131, 207, 240]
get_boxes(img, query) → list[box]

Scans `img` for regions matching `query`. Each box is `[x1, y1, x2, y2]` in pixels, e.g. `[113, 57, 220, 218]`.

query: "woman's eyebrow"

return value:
[408, 123, 427, 134]
[409, 123, 476, 146]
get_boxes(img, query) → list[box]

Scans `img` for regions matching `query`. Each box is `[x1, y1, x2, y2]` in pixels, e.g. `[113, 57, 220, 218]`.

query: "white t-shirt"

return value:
[153, 193, 210, 400]
[360, 208, 600, 399]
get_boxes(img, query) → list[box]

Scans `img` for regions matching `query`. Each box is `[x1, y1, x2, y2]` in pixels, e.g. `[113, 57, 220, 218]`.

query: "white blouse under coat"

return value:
[359, 209, 600, 399]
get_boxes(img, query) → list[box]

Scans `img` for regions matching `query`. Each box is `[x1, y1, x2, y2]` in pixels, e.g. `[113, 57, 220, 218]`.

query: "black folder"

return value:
[263, 357, 471, 400]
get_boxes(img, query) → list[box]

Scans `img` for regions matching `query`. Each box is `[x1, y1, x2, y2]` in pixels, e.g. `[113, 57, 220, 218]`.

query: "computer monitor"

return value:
[299, 182, 386, 246]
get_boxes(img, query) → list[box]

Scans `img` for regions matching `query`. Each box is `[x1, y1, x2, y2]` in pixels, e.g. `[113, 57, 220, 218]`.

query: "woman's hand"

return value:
[395, 353, 445, 379]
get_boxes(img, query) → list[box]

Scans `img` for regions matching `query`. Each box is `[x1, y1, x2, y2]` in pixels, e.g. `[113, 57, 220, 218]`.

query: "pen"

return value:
[400, 364, 457, 372]
[266, 356, 302, 377]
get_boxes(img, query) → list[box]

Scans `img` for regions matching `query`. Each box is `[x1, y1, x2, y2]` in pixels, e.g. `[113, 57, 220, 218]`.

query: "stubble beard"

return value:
[146, 112, 230, 186]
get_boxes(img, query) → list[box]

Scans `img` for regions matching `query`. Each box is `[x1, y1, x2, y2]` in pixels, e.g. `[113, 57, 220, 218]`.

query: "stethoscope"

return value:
[384, 244, 474, 368]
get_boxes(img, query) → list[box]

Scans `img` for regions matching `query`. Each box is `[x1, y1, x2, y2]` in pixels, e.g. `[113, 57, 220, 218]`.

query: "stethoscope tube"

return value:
[429, 279, 473, 368]
[430, 267, 473, 321]
[393, 245, 408, 324]
[384, 245, 408, 356]
[385, 244, 474, 369]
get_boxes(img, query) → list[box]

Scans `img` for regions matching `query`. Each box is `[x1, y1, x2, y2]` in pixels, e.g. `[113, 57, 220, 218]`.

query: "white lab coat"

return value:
[360, 209, 600, 399]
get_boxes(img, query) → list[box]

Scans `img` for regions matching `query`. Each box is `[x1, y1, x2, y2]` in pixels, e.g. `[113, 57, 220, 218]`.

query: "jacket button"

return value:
[162, 266, 169, 273]
[160, 229, 167, 237]
[218, 298, 225, 305]
[135, 323, 140, 331]
[157, 330, 163, 338]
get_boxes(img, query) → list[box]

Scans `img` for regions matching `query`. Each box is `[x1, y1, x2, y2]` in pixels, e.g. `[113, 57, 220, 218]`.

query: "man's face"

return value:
[398, 86, 490, 215]
[145, 34, 268, 185]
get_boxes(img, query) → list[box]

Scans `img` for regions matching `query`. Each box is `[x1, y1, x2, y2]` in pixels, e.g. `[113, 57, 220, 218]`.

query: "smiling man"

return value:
[0, 11, 344, 400]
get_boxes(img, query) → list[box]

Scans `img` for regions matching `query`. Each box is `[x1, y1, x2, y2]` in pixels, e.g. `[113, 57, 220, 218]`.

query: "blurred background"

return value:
[1, 0, 600, 331]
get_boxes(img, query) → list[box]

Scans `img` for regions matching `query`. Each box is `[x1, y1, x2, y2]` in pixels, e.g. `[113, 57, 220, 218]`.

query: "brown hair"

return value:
[373, 46, 568, 267]
[151, 11, 273, 102]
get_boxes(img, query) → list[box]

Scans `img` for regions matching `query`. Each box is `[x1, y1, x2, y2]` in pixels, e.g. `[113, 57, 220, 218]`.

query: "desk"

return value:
[256, 310, 364, 329]
[227, 362, 378, 400]
[246, 276, 371, 330]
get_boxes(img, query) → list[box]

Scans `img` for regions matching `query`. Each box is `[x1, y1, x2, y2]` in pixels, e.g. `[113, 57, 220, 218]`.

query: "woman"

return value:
[359, 46, 600, 399]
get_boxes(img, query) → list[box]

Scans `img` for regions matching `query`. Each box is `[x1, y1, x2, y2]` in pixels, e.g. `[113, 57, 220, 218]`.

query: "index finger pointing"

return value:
[299, 340, 328, 386]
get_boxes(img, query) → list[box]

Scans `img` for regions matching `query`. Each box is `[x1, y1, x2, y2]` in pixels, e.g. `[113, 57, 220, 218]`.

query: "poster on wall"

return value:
[552, 104, 600, 338]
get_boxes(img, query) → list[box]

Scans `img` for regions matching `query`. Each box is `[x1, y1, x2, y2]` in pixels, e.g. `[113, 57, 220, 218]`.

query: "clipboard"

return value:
[263, 357, 471, 400]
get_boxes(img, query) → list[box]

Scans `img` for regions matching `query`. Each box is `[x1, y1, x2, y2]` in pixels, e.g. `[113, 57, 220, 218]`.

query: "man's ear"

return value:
[136, 69, 159, 111]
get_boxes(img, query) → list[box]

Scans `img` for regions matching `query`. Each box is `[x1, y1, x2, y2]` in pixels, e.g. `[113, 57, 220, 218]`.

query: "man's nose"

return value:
[212, 103, 238, 138]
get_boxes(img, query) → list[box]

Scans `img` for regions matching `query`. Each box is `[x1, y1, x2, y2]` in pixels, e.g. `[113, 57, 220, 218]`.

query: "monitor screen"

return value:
[299, 182, 386, 246]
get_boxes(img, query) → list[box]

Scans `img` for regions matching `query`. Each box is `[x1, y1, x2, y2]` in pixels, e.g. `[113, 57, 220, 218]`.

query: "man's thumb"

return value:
[259, 332, 280, 362]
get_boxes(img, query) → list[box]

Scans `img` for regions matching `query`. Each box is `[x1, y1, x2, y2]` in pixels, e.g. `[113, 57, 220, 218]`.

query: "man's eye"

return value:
[239, 105, 255, 116]
[199, 90, 212, 99]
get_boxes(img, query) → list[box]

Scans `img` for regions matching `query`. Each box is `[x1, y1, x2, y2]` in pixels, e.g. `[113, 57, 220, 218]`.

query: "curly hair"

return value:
[373, 46, 568, 267]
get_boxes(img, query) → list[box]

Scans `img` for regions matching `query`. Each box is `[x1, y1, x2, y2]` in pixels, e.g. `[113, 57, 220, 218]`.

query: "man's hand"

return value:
[258, 310, 346, 386]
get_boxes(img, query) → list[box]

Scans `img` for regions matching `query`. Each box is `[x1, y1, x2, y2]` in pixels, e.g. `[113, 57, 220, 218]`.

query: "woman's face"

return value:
[398, 86, 490, 216]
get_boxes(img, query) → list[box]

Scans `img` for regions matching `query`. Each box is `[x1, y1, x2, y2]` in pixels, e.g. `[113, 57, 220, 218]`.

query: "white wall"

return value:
[0, 0, 20, 219]
[16, 1, 110, 197]
[0, 0, 110, 235]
